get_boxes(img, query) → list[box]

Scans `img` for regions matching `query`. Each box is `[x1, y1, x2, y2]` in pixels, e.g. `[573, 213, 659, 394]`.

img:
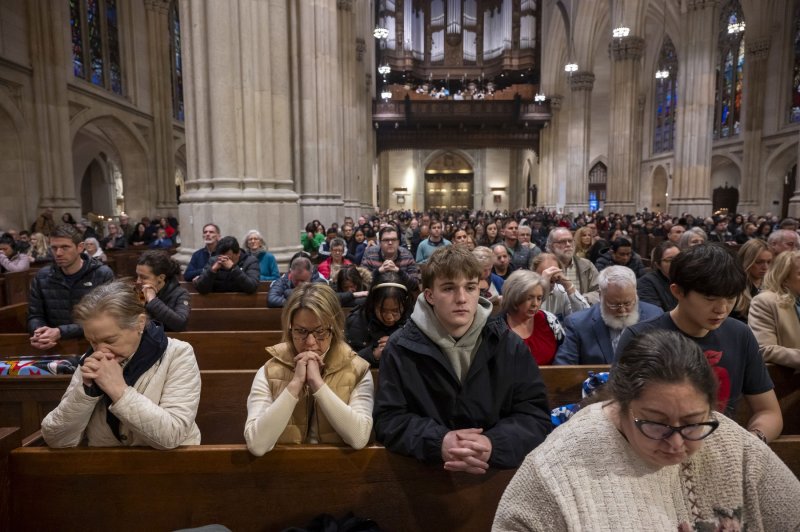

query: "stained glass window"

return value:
[714, 0, 745, 139]
[790, 0, 800, 123]
[170, 1, 184, 121]
[69, 0, 123, 95]
[653, 35, 678, 154]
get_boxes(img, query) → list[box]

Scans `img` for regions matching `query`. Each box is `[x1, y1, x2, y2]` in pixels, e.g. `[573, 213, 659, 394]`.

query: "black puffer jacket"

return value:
[144, 278, 191, 331]
[195, 252, 260, 294]
[344, 306, 405, 368]
[374, 315, 553, 469]
[27, 255, 115, 338]
[594, 250, 647, 278]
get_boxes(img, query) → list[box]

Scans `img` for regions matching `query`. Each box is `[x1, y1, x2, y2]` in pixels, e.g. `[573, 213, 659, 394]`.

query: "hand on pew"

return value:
[442, 428, 492, 475]
[30, 326, 60, 350]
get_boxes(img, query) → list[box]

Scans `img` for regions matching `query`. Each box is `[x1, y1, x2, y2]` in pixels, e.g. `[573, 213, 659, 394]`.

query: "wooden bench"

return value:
[0, 426, 20, 532]
[181, 280, 271, 294]
[0, 303, 28, 333]
[190, 292, 266, 308]
[185, 307, 351, 331]
[8, 444, 515, 531]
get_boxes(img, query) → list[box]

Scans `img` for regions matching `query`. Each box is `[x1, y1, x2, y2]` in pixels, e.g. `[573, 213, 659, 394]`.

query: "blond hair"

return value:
[281, 283, 345, 351]
[762, 250, 800, 307]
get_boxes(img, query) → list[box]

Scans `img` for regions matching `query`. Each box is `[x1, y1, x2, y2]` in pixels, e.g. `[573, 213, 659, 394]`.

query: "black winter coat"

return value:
[195, 252, 260, 294]
[637, 270, 677, 312]
[595, 250, 647, 278]
[374, 316, 553, 469]
[27, 255, 115, 338]
[144, 278, 191, 331]
[344, 306, 405, 368]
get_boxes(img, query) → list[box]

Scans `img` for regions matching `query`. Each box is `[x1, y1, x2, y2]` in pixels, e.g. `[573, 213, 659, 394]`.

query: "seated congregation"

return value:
[3, 208, 800, 530]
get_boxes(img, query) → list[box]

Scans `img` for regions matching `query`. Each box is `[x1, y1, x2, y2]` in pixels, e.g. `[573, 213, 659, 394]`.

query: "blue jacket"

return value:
[255, 250, 280, 281]
[554, 301, 663, 365]
[415, 238, 451, 264]
[184, 247, 212, 282]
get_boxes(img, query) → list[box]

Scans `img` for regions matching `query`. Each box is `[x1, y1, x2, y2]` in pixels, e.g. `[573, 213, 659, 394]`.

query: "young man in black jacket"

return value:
[374, 246, 552, 473]
[195, 236, 260, 294]
[27, 224, 114, 349]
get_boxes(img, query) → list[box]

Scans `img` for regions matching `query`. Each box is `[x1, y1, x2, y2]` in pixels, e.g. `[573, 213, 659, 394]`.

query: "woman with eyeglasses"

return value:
[345, 271, 412, 368]
[494, 329, 800, 531]
[637, 240, 680, 312]
[245, 283, 374, 455]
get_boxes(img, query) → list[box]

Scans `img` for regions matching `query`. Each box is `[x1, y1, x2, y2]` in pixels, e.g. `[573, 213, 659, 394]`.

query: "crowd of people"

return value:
[7, 205, 800, 529]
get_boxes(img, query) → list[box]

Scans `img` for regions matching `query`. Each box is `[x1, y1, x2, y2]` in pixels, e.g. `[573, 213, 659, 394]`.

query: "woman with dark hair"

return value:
[354, 227, 373, 265]
[637, 240, 680, 311]
[135, 250, 191, 331]
[757, 221, 772, 241]
[61, 213, 77, 226]
[331, 264, 370, 307]
[494, 329, 800, 531]
[345, 271, 413, 368]
[129, 222, 149, 246]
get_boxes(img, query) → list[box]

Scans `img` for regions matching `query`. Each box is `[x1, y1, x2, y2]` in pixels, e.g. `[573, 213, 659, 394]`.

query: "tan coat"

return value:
[748, 290, 800, 369]
[264, 341, 370, 444]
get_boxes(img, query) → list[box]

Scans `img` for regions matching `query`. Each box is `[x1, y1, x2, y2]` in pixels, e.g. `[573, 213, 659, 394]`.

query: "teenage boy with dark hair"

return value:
[374, 246, 552, 473]
[616, 243, 783, 443]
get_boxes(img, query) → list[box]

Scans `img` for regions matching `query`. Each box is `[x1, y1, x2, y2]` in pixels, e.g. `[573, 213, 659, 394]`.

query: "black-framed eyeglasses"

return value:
[290, 327, 332, 341]
[633, 418, 719, 441]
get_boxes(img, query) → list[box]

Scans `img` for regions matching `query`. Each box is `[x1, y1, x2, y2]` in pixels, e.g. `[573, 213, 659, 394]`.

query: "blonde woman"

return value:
[28, 232, 51, 262]
[732, 239, 773, 321]
[245, 283, 374, 455]
[573, 227, 593, 260]
[41, 280, 202, 448]
[748, 250, 800, 369]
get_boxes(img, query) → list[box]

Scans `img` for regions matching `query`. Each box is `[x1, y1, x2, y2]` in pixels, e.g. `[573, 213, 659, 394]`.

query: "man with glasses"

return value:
[546, 227, 600, 304]
[554, 266, 662, 365]
[361, 226, 421, 287]
[617, 244, 782, 443]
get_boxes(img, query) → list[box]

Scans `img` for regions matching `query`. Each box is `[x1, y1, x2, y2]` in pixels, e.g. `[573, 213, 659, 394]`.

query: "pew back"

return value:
[189, 292, 265, 308]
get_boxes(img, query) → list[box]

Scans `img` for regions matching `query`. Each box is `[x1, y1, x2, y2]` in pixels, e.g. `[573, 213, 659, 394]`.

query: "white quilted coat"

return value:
[41, 338, 202, 449]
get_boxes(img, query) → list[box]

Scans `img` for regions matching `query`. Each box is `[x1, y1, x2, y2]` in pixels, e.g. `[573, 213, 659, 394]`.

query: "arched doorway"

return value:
[588, 162, 607, 212]
[710, 156, 740, 213]
[79, 156, 116, 217]
[652, 166, 668, 211]
[783, 165, 797, 220]
[424, 152, 474, 211]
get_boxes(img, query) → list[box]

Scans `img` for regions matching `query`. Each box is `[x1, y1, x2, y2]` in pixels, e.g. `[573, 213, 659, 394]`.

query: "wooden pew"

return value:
[9, 445, 515, 531]
[185, 307, 351, 331]
[0, 303, 28, 333]
[3, 269, 39, 305]
[181, 280, 271, 294]
[0, 427, 21, 532]
[190, 292, 265, 308]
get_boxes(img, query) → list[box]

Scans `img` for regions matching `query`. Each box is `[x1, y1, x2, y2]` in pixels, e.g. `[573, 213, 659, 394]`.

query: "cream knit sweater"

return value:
[493, 402, 800, 531]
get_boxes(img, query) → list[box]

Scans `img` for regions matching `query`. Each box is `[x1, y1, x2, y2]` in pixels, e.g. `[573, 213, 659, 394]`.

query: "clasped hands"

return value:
[81, 350, 128, 402]
[441, 428, 493, 475]
[287, 351, 326, 397]
[211, 255, 235, 273]
[30, 326, 61, 349]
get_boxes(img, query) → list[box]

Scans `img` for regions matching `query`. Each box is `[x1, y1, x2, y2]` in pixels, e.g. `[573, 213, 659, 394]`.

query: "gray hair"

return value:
[501, 270, 549, 314]
[330, 237, 346, 250]
[598, 265, 637, 293]
[768, 229, 799, 248]
[678, 227, 707, 249]
[290, 256, 312, 273]
[545, 227, 571, 252]
[73, 280, 144, 329]
[472, 246, 493, 267]
[243, 229, 266, 252]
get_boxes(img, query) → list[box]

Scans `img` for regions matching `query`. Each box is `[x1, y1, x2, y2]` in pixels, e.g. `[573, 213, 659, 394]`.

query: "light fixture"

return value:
[727, 21, 745, 34]
[373, 18, 389, 40]
[378, 63, 391, 75]
[534, 92, 546, 102]
[655, 69, 669, 79]
[564, 63, 578, 72]
[381, 88, 392, 100]
[612, 26, 630, 38]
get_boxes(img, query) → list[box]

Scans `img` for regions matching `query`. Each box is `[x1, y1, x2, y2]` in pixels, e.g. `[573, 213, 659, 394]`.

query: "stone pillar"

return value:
[177, 0, 300, 266]
[670, 0, 717, 217]
[338, 0, 363, 219]
[740, 37, 770, 213]
[27, 1, 80, 214]
[605, 36, 645, 213]
[564, 72, 594, 214]
[144, 0, 179, 214]
[789, 127, 800, 218]
[537, 95, 561, 209]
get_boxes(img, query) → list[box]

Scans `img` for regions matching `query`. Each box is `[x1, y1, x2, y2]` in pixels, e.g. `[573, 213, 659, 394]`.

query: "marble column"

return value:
[144, 0, 179, 213]
[739, 37, 770, 213]
[27, 1, 80, 214]
[564, 72, 594, 214]
[537, 95, 560, 209]
[339, 1, 361, 218]
[177, 0, 300, 265]
[670, 0, 717, 217]
[605, 36, 646, 213]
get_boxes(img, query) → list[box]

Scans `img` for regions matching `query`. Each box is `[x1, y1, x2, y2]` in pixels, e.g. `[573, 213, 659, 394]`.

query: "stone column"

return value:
[338, 0, 362, 219]
[789, 127, 800, 218]
[144, 0, 178, 214]
[564, 72, 594, 214]
[27, 1, 80, 214]
[177, 0, 300, 265]
[605, 36, 645, 213]
[670, 0, 717, 217]
[740, 37, 770, 213]
[537, 95, 560, 209]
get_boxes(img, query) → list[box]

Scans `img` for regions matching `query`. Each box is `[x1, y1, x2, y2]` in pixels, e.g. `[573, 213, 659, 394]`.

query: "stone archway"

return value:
[424, 151, 475, 211]
[651, 165, 668, 211]
[71, 114, 152, 220]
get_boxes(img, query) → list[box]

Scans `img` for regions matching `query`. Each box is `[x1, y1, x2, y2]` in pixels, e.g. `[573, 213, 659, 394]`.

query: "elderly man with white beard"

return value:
[554, 266, 663, 365]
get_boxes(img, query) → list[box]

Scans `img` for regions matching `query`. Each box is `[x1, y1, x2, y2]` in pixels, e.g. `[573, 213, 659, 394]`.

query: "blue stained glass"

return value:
[791, 1, 800, 122]
[70, 0, 84, 78]
[106, 0, 122, 94]
[87, 0, 103, 86]
[171, 1, 184, 121]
